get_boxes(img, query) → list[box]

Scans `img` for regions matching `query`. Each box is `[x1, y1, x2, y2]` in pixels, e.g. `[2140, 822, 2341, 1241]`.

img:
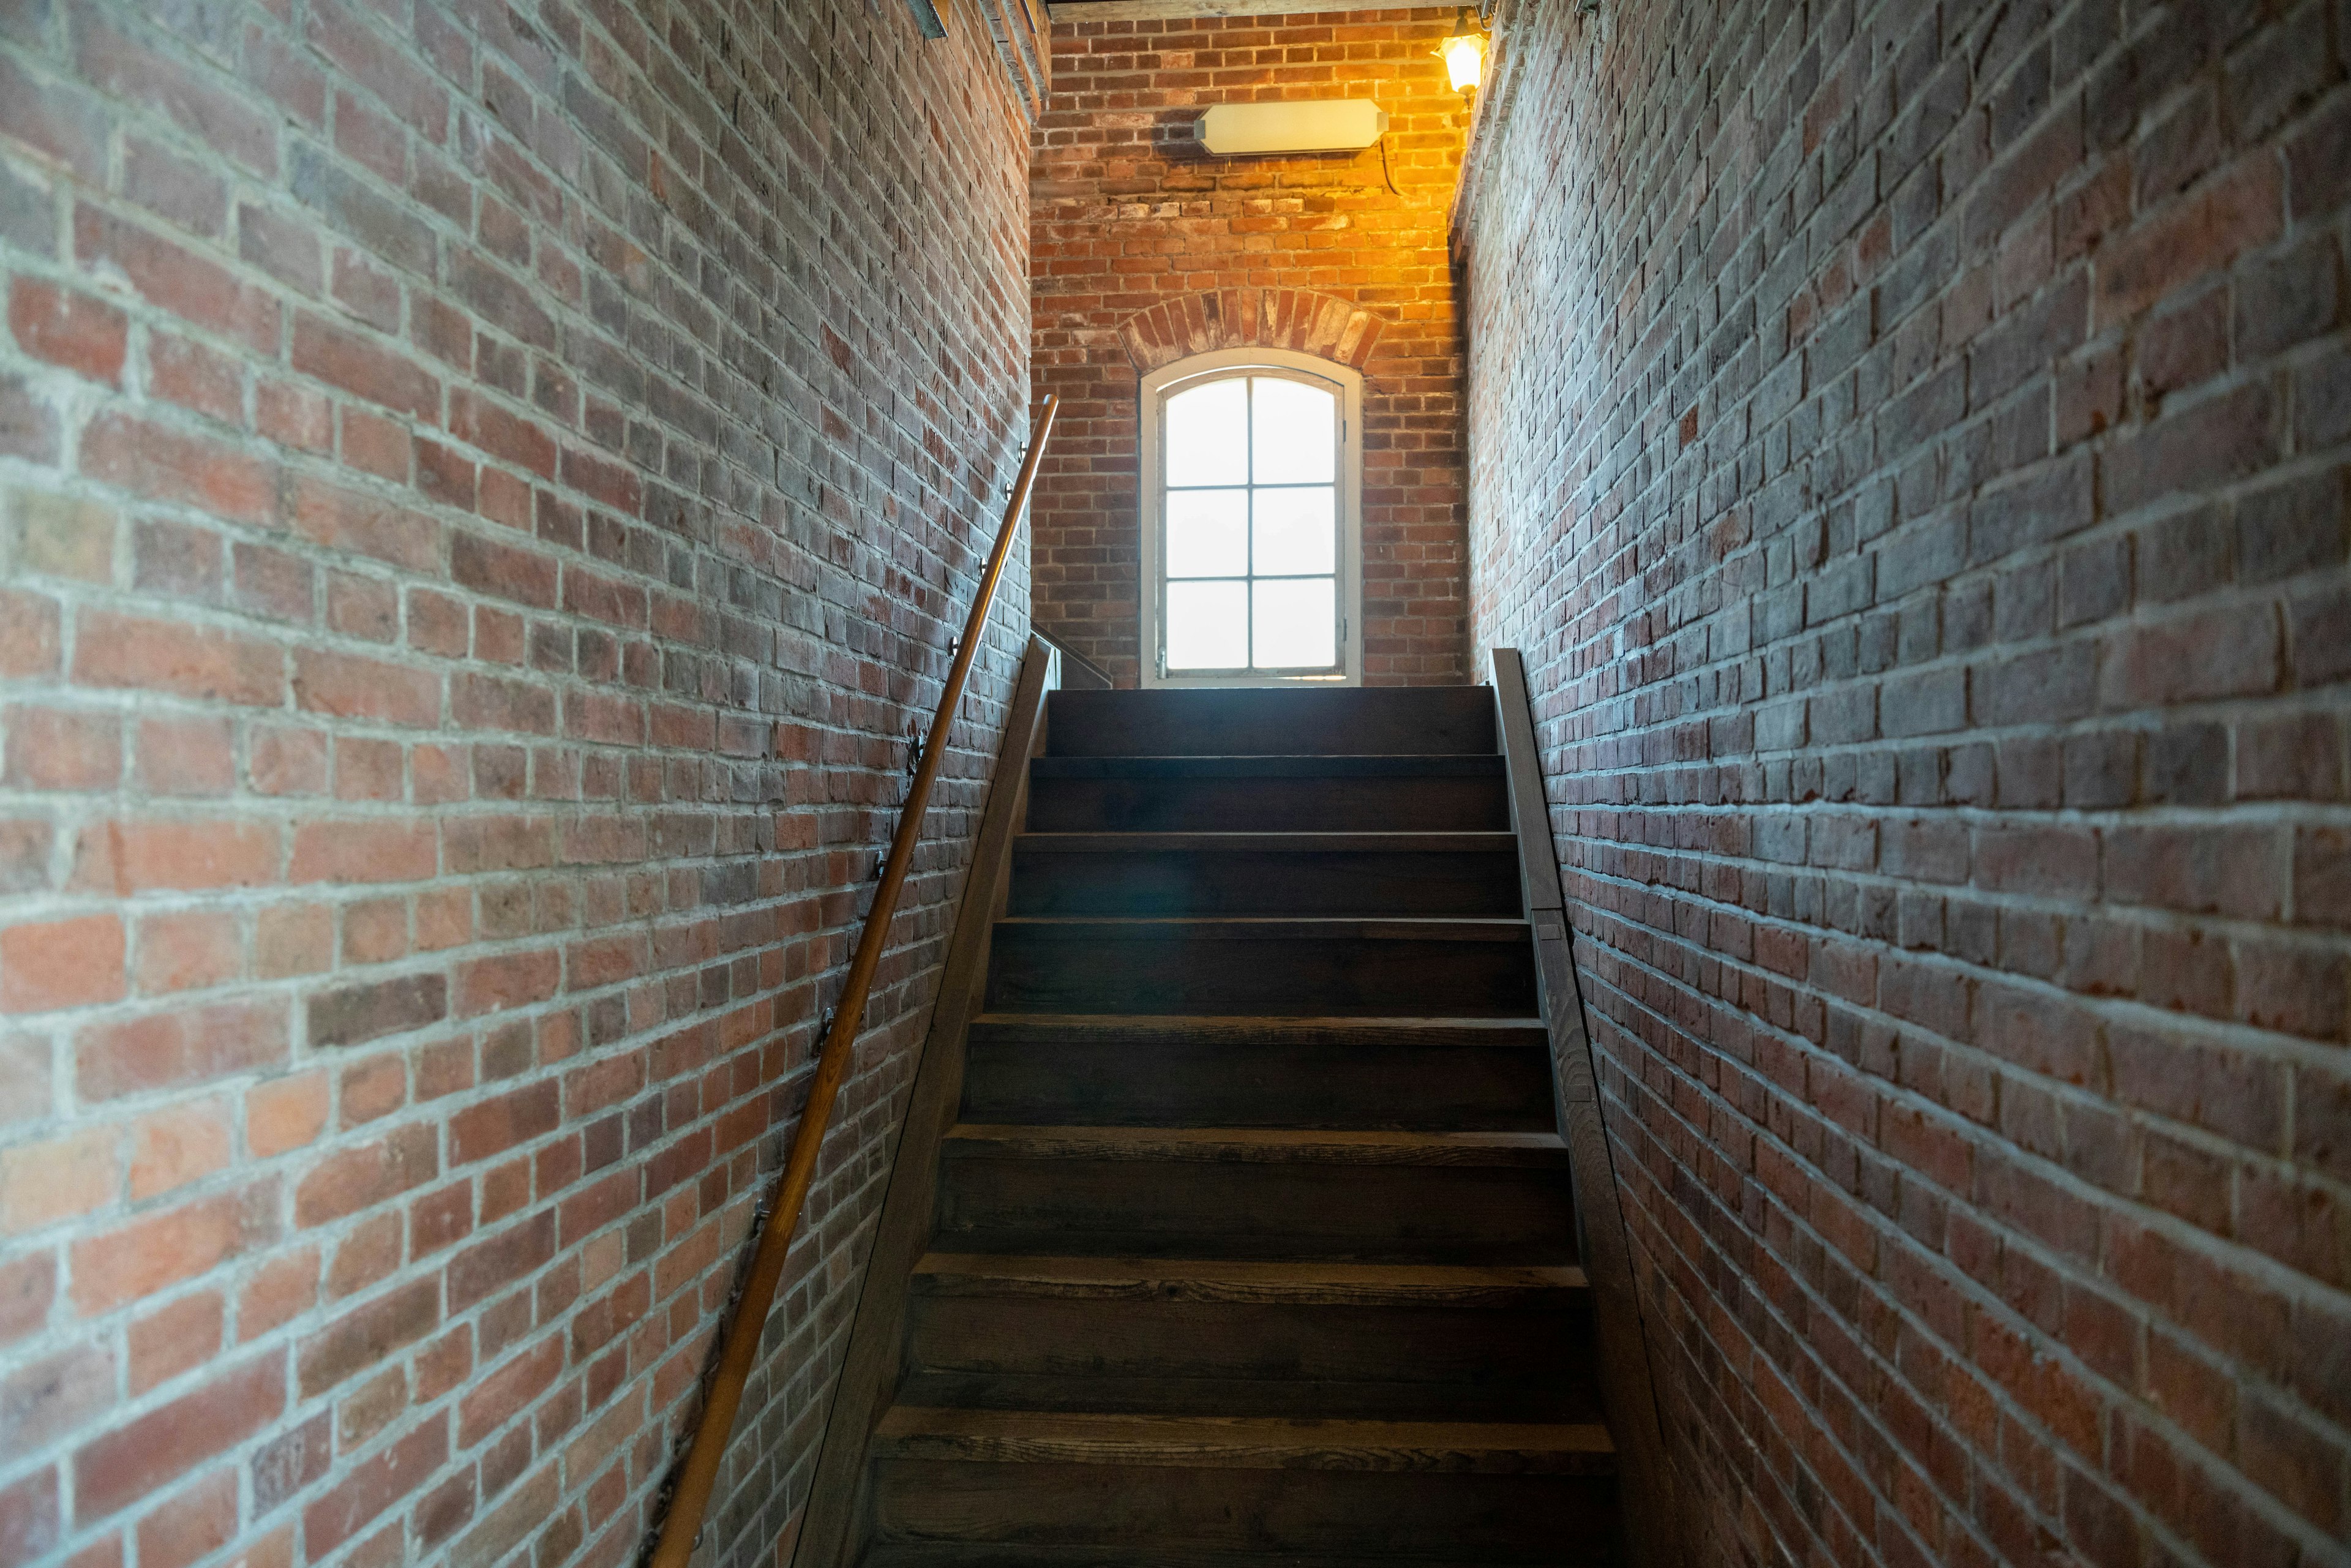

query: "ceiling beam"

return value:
[1047, 0, 1461, 20]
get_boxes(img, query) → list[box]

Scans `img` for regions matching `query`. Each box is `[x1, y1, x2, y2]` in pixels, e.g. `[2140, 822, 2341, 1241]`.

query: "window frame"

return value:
[1138, 347, 1365, 689]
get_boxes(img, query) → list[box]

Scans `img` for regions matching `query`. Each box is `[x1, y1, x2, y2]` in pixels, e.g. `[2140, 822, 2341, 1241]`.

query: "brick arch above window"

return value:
[1117, 288, 1386, 374]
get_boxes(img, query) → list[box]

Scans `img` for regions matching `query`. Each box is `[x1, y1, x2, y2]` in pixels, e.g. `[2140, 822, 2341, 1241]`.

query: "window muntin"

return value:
[1158, 371, 1343, 676]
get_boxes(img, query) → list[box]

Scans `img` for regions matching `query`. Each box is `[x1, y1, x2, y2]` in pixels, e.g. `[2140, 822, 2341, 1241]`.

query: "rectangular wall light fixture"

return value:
[1194, 101, 1390, 156]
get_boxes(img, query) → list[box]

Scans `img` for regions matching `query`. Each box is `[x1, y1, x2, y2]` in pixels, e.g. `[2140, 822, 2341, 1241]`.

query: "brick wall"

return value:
[1032, 7, 1472, 686]
[0, 1, 1041, 1566]
[1457, 1, 2350, 1564]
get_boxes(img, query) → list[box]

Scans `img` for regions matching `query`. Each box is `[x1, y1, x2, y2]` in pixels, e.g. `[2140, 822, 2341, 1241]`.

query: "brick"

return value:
[256, 377, 331, 452]
[451, 529, 559, 607]
[294, 1277, 437, 1398]
[71, 1354, 282, 1525]
[9, 278, 127, 385]
[0, 53, 108, 181]
[2106, 824, 2285, 920]
[132, 1468, 236, 1568]
[0, 822, 50, 902]
[292, 312, 441, 422]
[253, 902, 333, 978]
[2, 1340, 114, 1465]
[2094, 154, 2283, 327]
[247, 1071, 330, 1157]
[306, 970, 448, 1048]
[126, 1293, 223, 1395]
[1, 914, 125, 1012]
[236, 1248, 318, 1343]
[449, 1460, 555, 1568]
[73, 206, 279, 354]
[2111, 1024, 2285, 1147]
[70, 817, 280, 893]
[288, 819, 437, 885]
[0, 369, 57, 460]
[71, 609, 284, 707]
[456, 948, 559, 1016]
[303, 1419, 446, 1556]
[326, 571, 400, 642]
[79, 413, 276, 527]
[293, 648, 442, 729]
[446, 1209, 553, 1310]
[2101, 380, 2281, 518]
[125, 506, 225, 602]
[4, 705, 121, 790]
[0, 1249, 54, 1343]
[127, 1098, 232, 1200]
[0, 585, 59, 678]
[2101, 603, 2282, 707]
[285, 475, 442, 574]
[0, 1126, 116, 1234]
[16, 489, 116, 582]
[0, 1469, 61, 1564]
[70, 1185, 269, 1315]
[77, 17, 277, 176]
[77, 1000, 289, 1099]
[457, 1335, 562, 1446]
[449, 1081, 559, 1166]
[293, 1122, 437, 1226]
[133, 716, 236, 798]
[228, 542, 315, 626]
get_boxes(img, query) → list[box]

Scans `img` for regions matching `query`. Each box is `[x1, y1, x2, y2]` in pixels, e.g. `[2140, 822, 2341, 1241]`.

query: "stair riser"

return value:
[1048, 689, 1499, 757]
[871, 1461, 1617, 1557]
[1027, 777, 1510, 833]
[963, 1037, 1555, 1128]
[936, 1158, 1577, 1262]
[984, 936, 1538, 1016]
[1007, 849, 1523, 916]
[907, 1297, 1597, 1406]
[893, 1371, 1591, 1424]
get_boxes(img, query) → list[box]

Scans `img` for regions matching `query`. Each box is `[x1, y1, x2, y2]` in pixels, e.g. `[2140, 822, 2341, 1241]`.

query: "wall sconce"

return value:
[1436, 7, 1487, 96]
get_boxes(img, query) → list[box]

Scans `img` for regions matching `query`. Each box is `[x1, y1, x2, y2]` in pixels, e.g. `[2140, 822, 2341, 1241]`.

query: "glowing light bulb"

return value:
[1439, 28, 1485, 93]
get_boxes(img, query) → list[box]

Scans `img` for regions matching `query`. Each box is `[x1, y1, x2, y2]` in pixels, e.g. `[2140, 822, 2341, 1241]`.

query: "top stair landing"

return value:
[1046, 686, 1499, 757]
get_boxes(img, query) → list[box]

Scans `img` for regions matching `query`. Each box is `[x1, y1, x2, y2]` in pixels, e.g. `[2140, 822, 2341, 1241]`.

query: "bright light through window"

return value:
[1161, 373, 1339, 673]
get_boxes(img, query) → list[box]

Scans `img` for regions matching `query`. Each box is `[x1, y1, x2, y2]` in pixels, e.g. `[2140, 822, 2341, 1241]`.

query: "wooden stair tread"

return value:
[869, 1408, 1617, 1473]
[941, 1125, 1569, 1166]
[968, 1014, 1547, 1048]
[1015, 831, 1518, 853]
[1030, 755, 1505, 779]
[895, 1372, 1597, 1426]
[912, 1253, 1589, 1305]
[991, 917, 1531, 942]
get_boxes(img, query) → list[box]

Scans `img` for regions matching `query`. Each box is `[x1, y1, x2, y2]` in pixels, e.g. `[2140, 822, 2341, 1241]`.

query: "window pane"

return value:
[1250, 377, 1335, 485]
[1165, 380, 1248, 487]
[1166, 580, 1250, 670]
[1251, 577, 1335, 669]
[1166, 489, 1248, 578]
[1252, 486, 1335, 576]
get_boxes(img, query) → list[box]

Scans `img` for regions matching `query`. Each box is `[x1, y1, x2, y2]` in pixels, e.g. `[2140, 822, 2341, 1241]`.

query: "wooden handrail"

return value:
[1490, 648, 1687, 1568]
[647, 393, 1059, 1568]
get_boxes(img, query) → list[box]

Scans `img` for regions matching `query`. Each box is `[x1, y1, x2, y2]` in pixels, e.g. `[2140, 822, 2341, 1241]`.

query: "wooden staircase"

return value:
[796, 677, 1667, 1568]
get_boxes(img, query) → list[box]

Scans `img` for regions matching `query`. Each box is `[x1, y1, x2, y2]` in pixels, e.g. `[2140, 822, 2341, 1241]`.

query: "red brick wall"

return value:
[0, 1, 1041, 1566]
[1032, 8, 1472, 686]
[1458, 1, 2351, 1564]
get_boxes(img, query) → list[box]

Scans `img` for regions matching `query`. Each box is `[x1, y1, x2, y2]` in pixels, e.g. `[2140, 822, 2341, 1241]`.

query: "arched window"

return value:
[1139, 348, 1363, 687]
